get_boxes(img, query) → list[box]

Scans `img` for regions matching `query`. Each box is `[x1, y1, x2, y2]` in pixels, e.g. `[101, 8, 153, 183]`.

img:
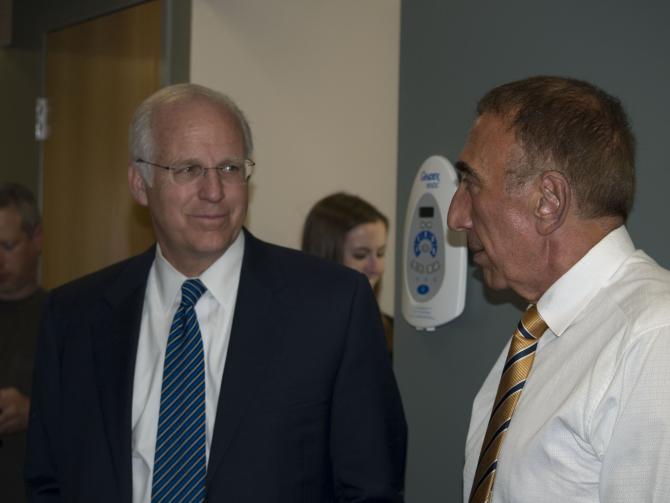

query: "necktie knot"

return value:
[180, 278, 207, 308]
[517, 305, 548, 342]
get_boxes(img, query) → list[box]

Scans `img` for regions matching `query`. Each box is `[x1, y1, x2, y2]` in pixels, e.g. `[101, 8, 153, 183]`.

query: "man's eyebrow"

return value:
[455, 160, 479, 182]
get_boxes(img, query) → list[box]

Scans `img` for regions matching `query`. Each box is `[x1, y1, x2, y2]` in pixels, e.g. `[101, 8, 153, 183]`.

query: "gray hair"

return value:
[0, 182, 42, 235]
[129, 83, 254, 184]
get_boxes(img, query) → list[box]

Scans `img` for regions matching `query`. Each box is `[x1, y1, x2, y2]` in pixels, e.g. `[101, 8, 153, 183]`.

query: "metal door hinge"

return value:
[35, 97, 49, 141]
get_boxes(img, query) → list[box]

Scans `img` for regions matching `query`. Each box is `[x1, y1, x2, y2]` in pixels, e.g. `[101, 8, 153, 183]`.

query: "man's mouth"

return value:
[189, 213, 229, 229]
[190, 212, 228, 221]
[469, 247, 487, 264]
[196, 215, 224, 219]
[468, 242, 484, 254]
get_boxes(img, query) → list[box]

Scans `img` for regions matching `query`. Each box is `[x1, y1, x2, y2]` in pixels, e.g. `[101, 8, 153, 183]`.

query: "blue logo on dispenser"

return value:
[417, 284, 430, 295]
[420, 171, 440, 182]
[420, 171, 440, 189]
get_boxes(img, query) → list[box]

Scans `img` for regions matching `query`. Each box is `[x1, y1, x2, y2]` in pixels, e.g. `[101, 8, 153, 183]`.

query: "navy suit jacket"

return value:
[25, 230, 407, 502]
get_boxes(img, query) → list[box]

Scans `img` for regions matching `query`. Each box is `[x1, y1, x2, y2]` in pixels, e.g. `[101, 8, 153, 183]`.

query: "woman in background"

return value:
[302, 192, 393, 357]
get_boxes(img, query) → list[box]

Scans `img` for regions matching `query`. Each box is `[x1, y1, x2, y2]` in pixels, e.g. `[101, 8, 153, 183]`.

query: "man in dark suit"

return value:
[26, 84, 407, 502]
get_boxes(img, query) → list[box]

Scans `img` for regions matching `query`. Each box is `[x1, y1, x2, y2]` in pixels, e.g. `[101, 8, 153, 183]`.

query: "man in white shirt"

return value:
[26, 84, 407, 502]
[448, 76, 670, 502]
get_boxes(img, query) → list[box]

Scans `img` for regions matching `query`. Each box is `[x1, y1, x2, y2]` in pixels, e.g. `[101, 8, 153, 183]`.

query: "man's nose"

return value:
[447, 184, 472, 231]
[198, 169, 225, 201]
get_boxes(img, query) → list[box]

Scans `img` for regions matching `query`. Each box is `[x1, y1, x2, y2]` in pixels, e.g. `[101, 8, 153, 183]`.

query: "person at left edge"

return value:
[0, 182, 46, 503]
[25, 83, 407, 502]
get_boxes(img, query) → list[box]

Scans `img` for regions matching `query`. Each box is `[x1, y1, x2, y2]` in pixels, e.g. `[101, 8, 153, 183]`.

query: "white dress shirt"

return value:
[463, 226, 670, 502]
[131, 233, 244, 503]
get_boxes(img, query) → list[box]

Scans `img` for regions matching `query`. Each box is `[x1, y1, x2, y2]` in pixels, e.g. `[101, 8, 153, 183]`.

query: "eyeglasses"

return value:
[135, 158, 255, 185]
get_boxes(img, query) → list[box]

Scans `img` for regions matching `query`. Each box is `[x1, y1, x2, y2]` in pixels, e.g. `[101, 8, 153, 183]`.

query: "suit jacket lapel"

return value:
[206, 231, 282, 488]
[90, 248, 155, 503]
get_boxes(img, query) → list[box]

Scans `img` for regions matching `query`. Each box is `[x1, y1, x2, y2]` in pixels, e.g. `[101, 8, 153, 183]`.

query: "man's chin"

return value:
[481, 268, 509, 291]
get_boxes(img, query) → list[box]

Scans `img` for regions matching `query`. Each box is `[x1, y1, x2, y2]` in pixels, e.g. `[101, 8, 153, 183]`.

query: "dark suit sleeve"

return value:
[330, 274, 407, 502]
[25, 294, 63, 502]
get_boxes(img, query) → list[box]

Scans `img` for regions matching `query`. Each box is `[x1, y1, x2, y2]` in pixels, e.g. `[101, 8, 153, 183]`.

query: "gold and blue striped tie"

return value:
[469, 305, 547, 503]
[152, 279, 208, 503]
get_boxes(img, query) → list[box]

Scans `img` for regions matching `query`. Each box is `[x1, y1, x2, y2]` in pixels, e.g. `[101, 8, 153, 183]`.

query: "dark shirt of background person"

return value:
[0, 182, 46, 503]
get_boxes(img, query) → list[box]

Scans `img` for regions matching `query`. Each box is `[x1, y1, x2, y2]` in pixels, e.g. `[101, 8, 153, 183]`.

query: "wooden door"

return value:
[42, 1, 161, 289]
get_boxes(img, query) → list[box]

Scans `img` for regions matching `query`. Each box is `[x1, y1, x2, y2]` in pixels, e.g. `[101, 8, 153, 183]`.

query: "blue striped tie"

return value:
[152, 279, 208, 503]
[469, 305, 547, 503]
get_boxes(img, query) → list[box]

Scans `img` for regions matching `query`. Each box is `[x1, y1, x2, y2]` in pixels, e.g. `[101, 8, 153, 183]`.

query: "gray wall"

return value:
[395, 1, 670, 501]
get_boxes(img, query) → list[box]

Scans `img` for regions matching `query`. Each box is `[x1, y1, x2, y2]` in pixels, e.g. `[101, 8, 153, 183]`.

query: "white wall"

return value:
[190, 0, 400, 314]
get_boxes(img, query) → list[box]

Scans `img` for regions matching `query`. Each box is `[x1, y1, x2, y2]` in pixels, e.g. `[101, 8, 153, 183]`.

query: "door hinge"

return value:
[35, 97, 49, 141]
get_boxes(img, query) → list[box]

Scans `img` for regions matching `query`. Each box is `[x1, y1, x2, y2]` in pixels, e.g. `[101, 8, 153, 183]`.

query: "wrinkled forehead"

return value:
[463, 114, 518, 157]
[150, 98, 245, 155]
[153, 97, 241, 133]
[461, 114, 526, 178]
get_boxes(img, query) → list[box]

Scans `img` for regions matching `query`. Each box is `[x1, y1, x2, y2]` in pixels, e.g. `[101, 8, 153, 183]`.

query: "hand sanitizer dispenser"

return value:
[401, 155, 467, 330]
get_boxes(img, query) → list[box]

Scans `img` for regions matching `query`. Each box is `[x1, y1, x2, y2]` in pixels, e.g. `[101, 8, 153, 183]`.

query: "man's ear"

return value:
[128, 163, 149, 207]
[534, 171, 570, 235]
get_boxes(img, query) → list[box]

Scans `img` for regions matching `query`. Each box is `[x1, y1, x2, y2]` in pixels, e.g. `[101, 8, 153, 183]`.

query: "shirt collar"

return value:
[200, 232, 245, 310]
[153, 231, 245, 313]
[537, 226, 635, 337]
